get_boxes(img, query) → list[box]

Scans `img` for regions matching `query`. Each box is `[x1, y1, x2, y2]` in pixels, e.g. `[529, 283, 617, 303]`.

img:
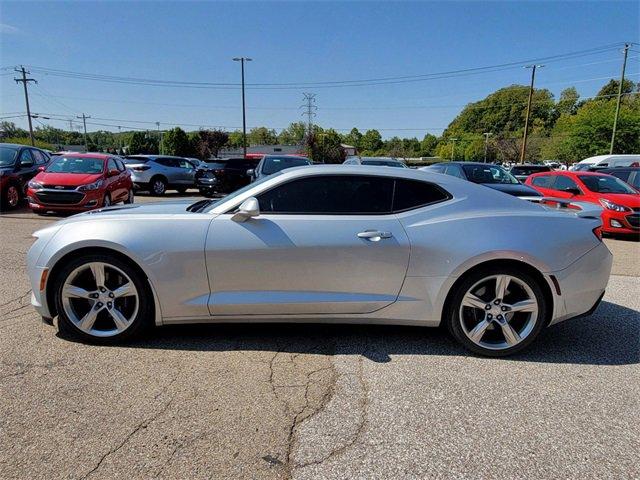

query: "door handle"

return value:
[357, 230, 393, 241]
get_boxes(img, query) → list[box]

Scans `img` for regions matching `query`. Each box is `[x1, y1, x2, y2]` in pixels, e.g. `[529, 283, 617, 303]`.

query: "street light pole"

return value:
[233, 57, 252, 158]
[520, 64, 543, 164]
[156, 121, 162, 154]
[77, 113, 91, 152]
[483, 132, 492, 163]
[450, 137, 458, 161]
[610, 43, 630, 154]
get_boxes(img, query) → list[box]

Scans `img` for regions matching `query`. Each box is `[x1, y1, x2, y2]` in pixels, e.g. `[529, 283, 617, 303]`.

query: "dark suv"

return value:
[509, 164, 552, 182]
[0, 143, 51, 210]
[195, 157, 260, 196]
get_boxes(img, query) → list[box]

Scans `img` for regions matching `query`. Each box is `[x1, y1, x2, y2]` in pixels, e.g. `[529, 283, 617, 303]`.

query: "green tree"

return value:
[277, 122, 307, 145]
[556, 87, 580, 116]
[306, 129, 344, 163]
[161, 127, 191, 156]
[194, 129, 229, 159]
[227, 130, 244, 149]
[248, 127, 278, 145]
[420, 134, 439, 156]
[596, 79, 636, 99]
[343, 128, 363, 149]
[360, 129, 383, 152]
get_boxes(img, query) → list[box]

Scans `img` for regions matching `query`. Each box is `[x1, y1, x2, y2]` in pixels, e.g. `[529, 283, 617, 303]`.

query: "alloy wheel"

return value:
[7, 186, 19, 207]
[61, 262, 139, 337]
[152, 180, 165, 195]
[458, 274, 539, 351]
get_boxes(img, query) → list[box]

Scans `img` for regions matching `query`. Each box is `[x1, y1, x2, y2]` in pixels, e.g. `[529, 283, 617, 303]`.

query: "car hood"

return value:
[57, 199, 196, 223]
[599, 192, 640, 207]
[35, 172, 103, 186]
[481, 183, 542, 197]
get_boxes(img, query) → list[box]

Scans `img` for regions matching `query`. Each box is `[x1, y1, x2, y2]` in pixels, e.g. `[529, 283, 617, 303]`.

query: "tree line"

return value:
[1, 78, 638, 163]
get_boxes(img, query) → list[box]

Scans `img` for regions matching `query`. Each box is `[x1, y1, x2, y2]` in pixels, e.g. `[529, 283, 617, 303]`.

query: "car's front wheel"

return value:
[2, 184, 21, 210]
[53, 254, 152, 343]
[447, 266, 548, 357]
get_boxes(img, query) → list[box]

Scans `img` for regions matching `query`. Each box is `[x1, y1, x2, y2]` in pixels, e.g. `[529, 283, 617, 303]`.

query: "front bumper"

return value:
[548, 241, 613, 325]
[601, 210, 639, 234]
[27, 187, 105, 212]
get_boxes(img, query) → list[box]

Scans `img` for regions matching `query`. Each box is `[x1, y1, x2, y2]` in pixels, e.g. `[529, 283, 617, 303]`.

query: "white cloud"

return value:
[0, 23, 19, 34]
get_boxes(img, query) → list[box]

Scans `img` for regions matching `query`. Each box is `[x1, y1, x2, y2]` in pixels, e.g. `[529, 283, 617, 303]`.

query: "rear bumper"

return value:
[548, 241, 613, 325]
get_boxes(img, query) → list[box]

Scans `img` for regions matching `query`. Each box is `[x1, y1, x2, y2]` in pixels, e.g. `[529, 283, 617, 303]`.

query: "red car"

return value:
[525, 171, 640, 235]
[27, 153, 134, 213]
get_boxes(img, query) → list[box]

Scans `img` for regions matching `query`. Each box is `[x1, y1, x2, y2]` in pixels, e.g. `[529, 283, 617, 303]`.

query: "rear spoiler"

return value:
[520, 196, 603, 219]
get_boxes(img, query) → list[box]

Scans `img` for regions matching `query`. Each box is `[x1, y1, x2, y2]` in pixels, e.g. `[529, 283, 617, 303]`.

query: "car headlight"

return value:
[78, 179, 104, 191]
[599, 198, 629, 212]
[28, 180, 44, 190]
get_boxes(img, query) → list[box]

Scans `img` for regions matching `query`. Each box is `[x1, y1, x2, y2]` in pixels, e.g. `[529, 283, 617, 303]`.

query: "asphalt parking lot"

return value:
[0, 192, 638, 479]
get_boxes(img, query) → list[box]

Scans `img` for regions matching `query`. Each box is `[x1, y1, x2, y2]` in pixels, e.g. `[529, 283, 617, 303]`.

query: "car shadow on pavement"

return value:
[59, 300, 639, 366]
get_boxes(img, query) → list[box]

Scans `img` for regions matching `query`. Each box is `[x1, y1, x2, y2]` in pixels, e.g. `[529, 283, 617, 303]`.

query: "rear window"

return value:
[392, 179, 451, 212]
[262, 156, 310, 175]
[203, 161, 227, 169]
[362, 160, 405, 167]
[124, 156, 150, 164]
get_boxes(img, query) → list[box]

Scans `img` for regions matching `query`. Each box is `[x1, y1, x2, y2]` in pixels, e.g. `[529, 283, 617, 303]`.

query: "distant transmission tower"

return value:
[300, 93, 317, 138]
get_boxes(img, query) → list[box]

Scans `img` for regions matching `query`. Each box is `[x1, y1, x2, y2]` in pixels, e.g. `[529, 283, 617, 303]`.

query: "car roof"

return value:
[0, 143, 39, 149]
[57, 152, 111, 160]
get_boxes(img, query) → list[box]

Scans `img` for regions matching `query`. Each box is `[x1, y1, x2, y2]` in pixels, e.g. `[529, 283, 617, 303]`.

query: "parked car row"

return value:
[0, 143, 51, 209]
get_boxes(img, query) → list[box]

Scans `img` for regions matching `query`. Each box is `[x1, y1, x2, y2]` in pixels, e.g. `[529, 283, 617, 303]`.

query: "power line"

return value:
[22, 43, 630, 90]
[300, 93, 316, 138]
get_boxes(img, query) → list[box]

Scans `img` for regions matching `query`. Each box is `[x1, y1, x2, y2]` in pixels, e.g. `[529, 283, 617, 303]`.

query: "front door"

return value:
[205, 175, 410, 315]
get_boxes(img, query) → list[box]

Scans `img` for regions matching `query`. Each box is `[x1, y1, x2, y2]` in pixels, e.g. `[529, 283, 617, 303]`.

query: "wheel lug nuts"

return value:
[497, 314, 503, 320]
[90, 293, 98, 299]
[494, 299, 501, 305]
[108, 292, 114, 298]
[107, 302, 112, 308]
[487, 314, 493, 320]
[501, 306, 508, 311]
[96, 302, 103, 308]
[485, 304, 491, 310]
[100, 287, 106, 292]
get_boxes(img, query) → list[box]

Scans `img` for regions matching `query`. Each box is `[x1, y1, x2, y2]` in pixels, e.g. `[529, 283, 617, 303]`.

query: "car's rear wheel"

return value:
[54, 254, 151, 343]
[447, 266, 547, 357]
[102, 194, 111, 208]
[3, 184, 21, 210]
[150, 177, 167, 196]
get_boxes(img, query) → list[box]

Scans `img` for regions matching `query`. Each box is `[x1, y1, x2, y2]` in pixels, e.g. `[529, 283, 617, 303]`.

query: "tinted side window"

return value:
[554, 175, 579, 191]
[531, 175, 554, 188]
[444, 165, 465, 179]
[610, 170, 630, 182]
[257, 175, 393, 214]
[115, 158, 126, 171]
[19, 149, 34, 166]
[393, 179, 451, 212]
[628, 172, 640, 189]
[31, 149, 48, 165]
[429, 165, 445, 173]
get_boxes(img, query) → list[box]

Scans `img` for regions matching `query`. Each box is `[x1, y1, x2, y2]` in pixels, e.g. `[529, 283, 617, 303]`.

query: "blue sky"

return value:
[1, 1, 638, 138]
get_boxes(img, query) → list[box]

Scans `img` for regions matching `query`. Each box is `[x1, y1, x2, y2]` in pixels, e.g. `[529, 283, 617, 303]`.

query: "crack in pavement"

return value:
[79, 373, 182, 479]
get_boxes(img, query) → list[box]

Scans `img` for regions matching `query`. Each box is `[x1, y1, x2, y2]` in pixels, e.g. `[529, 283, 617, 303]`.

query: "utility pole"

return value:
[118, 126, 123, 154]
[77, 113, 91, 152]
[301, 93, 317, 139]
[610, 43, 631, 154]
[519, 65, 544, 164]
[14, 66, 37, 146]
[233, 57, 252, 158]
[156, 122, 162, 154]
[450, 137, 458, 161]
[483, 132, 492, 163]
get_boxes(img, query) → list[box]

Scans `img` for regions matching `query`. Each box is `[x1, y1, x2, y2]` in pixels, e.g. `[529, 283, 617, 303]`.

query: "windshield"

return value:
[572, 163, 592, 171]
[362, 160, 405, 167]
[46, 156, 105, 174]
[187, 171, 283, 212]
[462, 164, 519, 184]
[0, 146, 18, 167]
[262, 156, 309, 175]
[578, 175, 638, 194]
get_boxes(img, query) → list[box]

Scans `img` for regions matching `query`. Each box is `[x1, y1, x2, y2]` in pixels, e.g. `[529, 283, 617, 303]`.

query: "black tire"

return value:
[124, 189, 134, 204]
[199, 188, 216, 198]
[102, 193, 111, 208]
[150, 176, 167, 196]
[445, 265, 548, 357]
[1, 183, 21, 210]
[53, 253, 152, 344]
[175, 186, 188, 194]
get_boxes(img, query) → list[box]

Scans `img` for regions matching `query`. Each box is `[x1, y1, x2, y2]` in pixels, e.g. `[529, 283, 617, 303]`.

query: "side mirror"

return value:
[246, 169, 255, 177]
[37, 166, 46, 172]
[231, 197, 260, 222]
[108, 169, 120, 177]
[20, 161, 34, 168]
[564, 187, 580, 196]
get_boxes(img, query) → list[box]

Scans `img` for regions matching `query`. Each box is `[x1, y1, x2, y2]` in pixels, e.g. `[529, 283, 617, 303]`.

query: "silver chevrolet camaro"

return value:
[27, 165, 612, 356]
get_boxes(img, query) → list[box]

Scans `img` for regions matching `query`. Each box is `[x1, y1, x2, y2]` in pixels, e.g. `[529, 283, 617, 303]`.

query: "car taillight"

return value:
[593, 226, 603, 241]
[133, 165, 150, 171]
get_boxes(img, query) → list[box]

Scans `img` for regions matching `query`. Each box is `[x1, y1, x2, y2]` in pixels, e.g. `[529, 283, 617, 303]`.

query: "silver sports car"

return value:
[27, 165, 612, 356]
